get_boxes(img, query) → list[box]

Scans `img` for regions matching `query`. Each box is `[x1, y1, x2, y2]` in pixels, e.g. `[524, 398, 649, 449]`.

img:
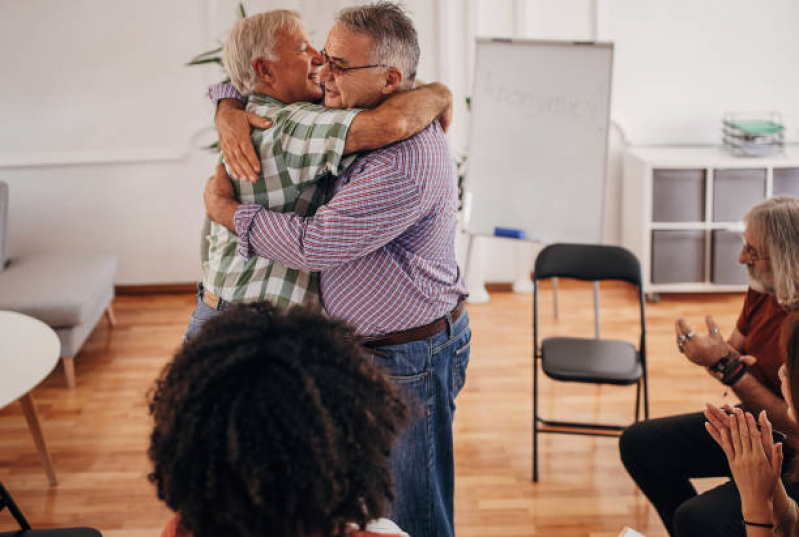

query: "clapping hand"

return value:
[704, 405, 782, 524]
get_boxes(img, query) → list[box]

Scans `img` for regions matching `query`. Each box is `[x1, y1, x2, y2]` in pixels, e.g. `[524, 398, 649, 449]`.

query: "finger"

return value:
[729, 411, 743, 456]
[704, 421, 723, 447]
[774, 443, 784, 475]
[744, 412, 761, 454]
[704, 404, 731, 432]
[722, 403, 736, 414]
[224, 151, 244, 181]
[759, 410, 775, 459]
[239, 141, 261, 180]
[675, 317, 691, 336]
[705, 315, 720, 335]
[717, 426, 736, 461]
[246, 111, 272, 129]
[740, 355, 758, 366]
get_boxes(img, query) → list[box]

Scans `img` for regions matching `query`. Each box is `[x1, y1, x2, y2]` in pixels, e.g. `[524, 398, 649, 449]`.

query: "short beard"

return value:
[747, 267, 774, 294]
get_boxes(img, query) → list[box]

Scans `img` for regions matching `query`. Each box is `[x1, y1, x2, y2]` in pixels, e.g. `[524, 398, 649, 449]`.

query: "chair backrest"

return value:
[0, 181, 8, 271]
[534, 243, 642, 286]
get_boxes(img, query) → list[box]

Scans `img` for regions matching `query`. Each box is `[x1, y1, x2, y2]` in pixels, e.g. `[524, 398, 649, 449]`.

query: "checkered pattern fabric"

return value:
[203, 93, 360, 306]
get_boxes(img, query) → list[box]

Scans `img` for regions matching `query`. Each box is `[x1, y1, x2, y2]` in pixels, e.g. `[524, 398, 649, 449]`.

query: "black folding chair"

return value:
[532, 243, 648, 482]
[0, 482, 101, 536]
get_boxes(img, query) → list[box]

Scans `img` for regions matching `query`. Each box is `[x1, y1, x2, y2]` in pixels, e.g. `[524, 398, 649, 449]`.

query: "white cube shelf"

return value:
[622, 145, 799, 296]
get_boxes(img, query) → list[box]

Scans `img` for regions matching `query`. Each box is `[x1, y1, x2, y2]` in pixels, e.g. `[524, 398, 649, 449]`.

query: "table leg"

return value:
[105, 305, 117, 327]
[19, 392, 58, 486]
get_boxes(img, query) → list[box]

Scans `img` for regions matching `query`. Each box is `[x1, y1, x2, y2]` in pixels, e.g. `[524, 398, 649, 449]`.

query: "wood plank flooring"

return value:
[0, 285, 745, 536]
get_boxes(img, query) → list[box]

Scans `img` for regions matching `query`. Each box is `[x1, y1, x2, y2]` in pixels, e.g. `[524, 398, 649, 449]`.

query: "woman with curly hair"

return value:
[149, 302, 409, 537]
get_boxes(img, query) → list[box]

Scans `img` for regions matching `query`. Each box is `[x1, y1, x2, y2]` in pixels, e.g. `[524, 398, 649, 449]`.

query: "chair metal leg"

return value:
[634, 380, 641, 422]
[643, 370, 650, 420]
[533, 356, 539, 482]
[0, 481, 32, 530]
[19, 393, 58, 486]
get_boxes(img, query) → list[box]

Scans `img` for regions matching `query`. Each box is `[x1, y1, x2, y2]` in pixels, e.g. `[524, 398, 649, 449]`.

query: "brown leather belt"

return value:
[362, 302, 465, 348]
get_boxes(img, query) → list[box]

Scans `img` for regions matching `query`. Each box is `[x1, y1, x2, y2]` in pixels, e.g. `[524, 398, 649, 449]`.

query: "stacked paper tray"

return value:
[723, 113, 785, 157]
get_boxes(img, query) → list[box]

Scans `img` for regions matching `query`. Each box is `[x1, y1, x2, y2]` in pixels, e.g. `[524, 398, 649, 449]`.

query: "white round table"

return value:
[0, 310, 61, 486]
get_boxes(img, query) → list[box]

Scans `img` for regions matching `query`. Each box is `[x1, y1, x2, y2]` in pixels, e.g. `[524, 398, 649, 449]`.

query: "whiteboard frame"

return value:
[464, 37, 614, 245]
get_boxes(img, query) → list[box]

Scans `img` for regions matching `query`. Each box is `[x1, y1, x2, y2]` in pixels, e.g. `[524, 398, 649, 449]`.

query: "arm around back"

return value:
[343, 83, 452, 154]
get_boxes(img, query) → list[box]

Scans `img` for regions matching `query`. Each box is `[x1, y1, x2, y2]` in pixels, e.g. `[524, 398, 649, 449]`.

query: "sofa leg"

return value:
[62, 356, 76, 389]
[105, 305, 117, 327]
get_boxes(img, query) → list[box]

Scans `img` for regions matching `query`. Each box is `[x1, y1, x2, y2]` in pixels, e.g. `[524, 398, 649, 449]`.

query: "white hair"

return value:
[745, 196, 799, 307]
[223, 10, 301, 96]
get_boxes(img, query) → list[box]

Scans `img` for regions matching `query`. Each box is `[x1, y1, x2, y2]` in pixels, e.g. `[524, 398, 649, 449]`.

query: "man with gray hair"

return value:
[205, 3, 469, 537]
[620, 196, 799, 536]
[185, 8, 453, 340]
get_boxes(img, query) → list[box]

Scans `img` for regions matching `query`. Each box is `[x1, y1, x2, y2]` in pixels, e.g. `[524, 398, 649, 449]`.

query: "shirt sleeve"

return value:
[208, 83, 245, 108]
[264, 103, 361, 186]
[234, 166, 422, 271]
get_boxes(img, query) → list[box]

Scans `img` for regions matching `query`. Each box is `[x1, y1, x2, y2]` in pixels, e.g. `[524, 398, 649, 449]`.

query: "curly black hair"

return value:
[148, 302, 407, 537]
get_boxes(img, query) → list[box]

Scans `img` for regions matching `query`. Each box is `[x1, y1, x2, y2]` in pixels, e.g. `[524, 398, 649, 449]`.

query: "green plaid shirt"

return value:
[203, 93, 360, 306]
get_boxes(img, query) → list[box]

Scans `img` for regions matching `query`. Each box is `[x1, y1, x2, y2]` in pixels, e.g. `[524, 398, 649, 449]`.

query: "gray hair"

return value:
[223, 10, 302, 96]
[336, 2, 420, 90]
[745, 196, 799, 307]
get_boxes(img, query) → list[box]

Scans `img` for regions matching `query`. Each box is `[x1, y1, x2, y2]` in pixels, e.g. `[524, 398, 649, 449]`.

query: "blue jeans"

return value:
[367, 309, 471, 537]
[183, 284, 230, 341]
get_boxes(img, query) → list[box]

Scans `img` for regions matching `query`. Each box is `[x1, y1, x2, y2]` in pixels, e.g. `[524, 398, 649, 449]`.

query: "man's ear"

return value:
[381, 67, 404, 94]
[253, 57, 276, 85]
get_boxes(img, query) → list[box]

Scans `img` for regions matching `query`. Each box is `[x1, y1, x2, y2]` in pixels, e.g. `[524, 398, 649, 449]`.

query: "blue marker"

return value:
[494, 227, 525, 239]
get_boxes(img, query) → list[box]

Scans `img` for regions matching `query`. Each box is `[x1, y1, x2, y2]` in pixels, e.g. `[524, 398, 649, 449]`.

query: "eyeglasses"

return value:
[741, 238, 770, 262]
[320, 48, 391, 75]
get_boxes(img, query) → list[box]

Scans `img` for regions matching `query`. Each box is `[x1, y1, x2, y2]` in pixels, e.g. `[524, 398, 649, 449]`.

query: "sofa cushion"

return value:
[0, 252, 117, 327]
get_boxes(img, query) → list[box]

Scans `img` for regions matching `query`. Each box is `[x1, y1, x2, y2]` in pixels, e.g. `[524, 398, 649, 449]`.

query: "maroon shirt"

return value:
[736, 288, 790, 396]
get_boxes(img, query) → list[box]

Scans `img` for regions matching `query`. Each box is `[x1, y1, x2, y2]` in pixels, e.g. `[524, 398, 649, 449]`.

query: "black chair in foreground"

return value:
[0, 482, 101, 536]
[532, 243, 649, 482]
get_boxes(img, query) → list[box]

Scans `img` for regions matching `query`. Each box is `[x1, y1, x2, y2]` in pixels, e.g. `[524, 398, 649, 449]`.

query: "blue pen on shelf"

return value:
[494, 227, 525, 239]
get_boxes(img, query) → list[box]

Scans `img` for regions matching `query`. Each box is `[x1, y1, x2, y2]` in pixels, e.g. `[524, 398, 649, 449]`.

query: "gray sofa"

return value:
[0, 181, 117, 388]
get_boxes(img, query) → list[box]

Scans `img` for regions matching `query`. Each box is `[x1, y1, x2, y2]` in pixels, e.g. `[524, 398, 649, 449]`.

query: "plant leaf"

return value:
[186, 57, 222, 66]
[239, 2, 246, 18]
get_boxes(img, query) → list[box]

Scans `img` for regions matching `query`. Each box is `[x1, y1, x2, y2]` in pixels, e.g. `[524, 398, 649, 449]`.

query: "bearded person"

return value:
[620, 196, 799, 536]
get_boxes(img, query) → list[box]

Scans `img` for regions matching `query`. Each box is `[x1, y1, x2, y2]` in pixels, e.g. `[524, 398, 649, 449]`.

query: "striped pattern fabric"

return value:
[208, 82, 244, 107]
[235, 121, 468, 336]
[203, 93, 360, 306]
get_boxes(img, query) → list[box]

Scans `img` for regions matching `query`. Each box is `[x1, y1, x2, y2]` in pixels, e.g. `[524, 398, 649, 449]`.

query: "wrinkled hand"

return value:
[216, 101, 271, 182]
[675, 316, 728, 367]
[203, 164, 239, 232]
[704, 407, 782, 522]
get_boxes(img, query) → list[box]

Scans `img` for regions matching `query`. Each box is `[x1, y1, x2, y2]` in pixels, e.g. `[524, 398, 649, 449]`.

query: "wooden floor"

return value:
[0, 284, 746, 536]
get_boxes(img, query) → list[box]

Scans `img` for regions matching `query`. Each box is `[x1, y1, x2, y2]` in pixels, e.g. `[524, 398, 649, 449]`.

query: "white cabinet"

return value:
[622, 146, 799, 296]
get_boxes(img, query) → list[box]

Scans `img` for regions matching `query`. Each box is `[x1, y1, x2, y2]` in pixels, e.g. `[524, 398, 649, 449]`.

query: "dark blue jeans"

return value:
[367, 310, 471, 537]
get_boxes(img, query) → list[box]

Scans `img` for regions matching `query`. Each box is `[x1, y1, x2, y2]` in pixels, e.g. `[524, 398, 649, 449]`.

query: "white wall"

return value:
[2, 0, 799, 285]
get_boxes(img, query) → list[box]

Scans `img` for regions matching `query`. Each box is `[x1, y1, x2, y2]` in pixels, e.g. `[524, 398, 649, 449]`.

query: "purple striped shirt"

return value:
[234, 121, 468, 336]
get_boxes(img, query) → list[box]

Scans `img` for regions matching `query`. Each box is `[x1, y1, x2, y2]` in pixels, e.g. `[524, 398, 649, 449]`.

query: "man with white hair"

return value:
[185, 8, 452, 340]
[205, 4, 469, 537]
[620, 196, 799, 536]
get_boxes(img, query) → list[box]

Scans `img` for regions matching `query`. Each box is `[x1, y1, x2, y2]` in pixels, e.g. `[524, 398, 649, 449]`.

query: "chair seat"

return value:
[541, 337, 641, 385]
[0, 253, 117, 327]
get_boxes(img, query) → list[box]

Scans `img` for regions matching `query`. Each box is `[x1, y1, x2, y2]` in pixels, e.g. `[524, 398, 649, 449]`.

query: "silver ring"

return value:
[711, 328, 719, 334]
[686, 330, 696, 339]
[678, 334, 687, 343]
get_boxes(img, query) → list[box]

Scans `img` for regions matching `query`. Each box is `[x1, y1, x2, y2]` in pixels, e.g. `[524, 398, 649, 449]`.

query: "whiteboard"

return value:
[465, 39, 613, 244]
